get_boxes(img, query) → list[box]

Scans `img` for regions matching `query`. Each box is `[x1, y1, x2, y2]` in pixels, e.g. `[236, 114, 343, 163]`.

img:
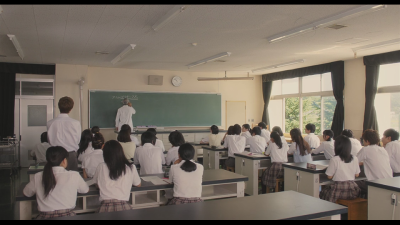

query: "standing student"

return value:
[115, 98, 136, 132]
[31, 132, 51, 164]
[91, 140, 141, 213]
[356, 129, 393, 197]
[246, 127, 266, 153]
[312, 130, 335, 160]
[23, 146, 89, 219]
[381, 129, 400, 177]
[147, 128, 165, 152]
[91, 126, 100, 137]
[47, 96, 81, 171]
[200, 125, 223, 148]
[82, 133, 105, 178]
[167, 143, 204, 205]
[241, 124, 252, 139]
[77, 129, 94, 163]
[287, 128, 312, 163]
[118, 124, 136, 162]
[166, 131, 186, 166]
[304, 123, 320, 149]
[258, 122, 271, 145]
[263, 131, 289, 191]
[319, 135, 361, 203]
[223, 124, 246, 168]
[341, 129, 362, 156]
[134, 131, 165, 175]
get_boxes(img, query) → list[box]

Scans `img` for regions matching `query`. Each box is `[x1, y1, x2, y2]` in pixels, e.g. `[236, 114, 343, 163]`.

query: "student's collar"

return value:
[309, 133, 315, 136]
[143, 143, 153, 147]
[58, 114, 69, 117]
[52, 166, 66, 172]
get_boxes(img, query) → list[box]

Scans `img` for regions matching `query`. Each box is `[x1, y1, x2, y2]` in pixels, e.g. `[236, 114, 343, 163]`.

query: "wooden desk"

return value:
[16, 169, 247, 220]
[48, 191, 347, 220]
[366, 177, 400, 220]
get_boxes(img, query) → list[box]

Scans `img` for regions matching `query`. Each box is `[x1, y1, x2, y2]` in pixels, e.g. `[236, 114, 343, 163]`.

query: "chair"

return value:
[226, 166, 235, 173]
[336, 198, 368, 220]
[266, 178, 284, 193]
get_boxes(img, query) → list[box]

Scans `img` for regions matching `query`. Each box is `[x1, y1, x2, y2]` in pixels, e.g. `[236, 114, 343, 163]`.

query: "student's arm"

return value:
[23, 178, 36, 197]
[160, 149, 166, 165]
[76, 174, 90, 194]
[223, 137, 228, 148]
[354, 157, 361, 178]
[312, 143, 324, 155]
[356, 148, 366, 166]
[83, 169, 88, 179]
[115, 109, 121, 131]
[265, 143, 272, 156]
[133, 149, 139, 165]
[304, 141, 312, 154]
[168, 166, 174, 183]
[325, 158, 336, 180]
[132, 166, 141, 187]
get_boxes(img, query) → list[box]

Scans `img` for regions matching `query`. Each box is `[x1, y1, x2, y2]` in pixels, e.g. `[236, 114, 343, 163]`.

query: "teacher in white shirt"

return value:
[115, 98, 136, 132]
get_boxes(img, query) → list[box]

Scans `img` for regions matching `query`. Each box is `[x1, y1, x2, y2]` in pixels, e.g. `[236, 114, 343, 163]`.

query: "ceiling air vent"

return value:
[325, 24, 348, 30]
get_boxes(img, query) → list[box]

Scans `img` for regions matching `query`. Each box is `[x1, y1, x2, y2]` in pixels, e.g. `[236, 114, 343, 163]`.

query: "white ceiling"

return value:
[0, 5, 399, 75]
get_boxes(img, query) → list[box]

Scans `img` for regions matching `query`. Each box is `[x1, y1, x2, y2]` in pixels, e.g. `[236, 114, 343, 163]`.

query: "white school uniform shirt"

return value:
[119, 141, 136, 162]
[130, 135, 141, 147]
[115, 105, 136, 131]
[265, 139, 289, 163]
[260, 129, 271, 145]
[169, 160, 203, 198]
[312, 139, 335, 160]
[246, 135, 266, 153]
[77, 142, 94, 163]
[223, 135, 246, 157]
[82, 150, 104, 178]
[166, 146, 179, 166]
[326, 156, 361, 182]
[202, 134, 223, 147]
[357, 144, 393, 181]
[304, 133, 320, 149]
[47, 114, 81, 152]
[385, 141, 400, 173]
[92, 163, 141, 202]
[241, 131, 251, 139]
[23, 167, 89, 212]
[349, 138, 363, 156]
[287, 142, 312, 163]
[155, 139, 165, 152]
[31, 142, 51, 163]
[134, 143, 165, 175]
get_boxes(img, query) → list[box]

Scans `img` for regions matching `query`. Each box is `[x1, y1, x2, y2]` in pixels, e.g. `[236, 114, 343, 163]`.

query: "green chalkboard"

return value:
[89, 90, 221, 128]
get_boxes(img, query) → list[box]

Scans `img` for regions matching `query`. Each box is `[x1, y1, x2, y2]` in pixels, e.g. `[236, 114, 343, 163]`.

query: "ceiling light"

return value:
[198, 71, 254, 81]
[187, 52, 232, 69]
[7, 34, 24, 60]
[352, 38, 400, 58]
[252, 59, 305, 73]
[267, 5, 387, 43]
[111, 44, 136, 65]
[152, 5, 187, 31]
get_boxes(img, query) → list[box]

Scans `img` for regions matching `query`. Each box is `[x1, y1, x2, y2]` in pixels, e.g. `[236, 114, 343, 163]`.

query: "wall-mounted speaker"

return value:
[148, 75, 163, 85]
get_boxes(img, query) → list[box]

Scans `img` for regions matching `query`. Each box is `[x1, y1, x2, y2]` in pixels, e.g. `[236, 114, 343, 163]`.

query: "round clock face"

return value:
[172, 76, 182, 87]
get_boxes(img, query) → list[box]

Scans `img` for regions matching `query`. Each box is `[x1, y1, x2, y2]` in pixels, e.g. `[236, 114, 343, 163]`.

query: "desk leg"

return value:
[19, 201, 32, 220]
[131, 192, 136, 206]
[213, 152, 219, 170]
[82, 196, 87, 211]
[237, 182, 245, 198]
[203, 150, 211, 170]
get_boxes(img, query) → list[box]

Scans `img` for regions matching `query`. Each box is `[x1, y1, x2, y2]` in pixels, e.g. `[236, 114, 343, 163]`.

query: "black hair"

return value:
[77, 129, 93, 157]
[178, 143, 197, 172]
[169, 131, 185, 146]
[272, 126, 284, 136]
[103, 140, 133, 180]
[251, 127, 261, 136]
[42, 146, 69, 198]
[323, 130, 334, 141]
[270, 131, 282, 149]
[41, 132, 48, 143]
[384, 129, 400, 141]
[305, 123, 316, 133]
[258, 122, 267, 129]
[290, 128, 307, 156]
[92, 132, 105, 149]
[141, 131, 156, 145]
[147, 128, 158, 138]
[362, 129, 380, 145]
[242, 124, 252, 134]
[91, 126, 100, 134]
[341, 129, 354, 138]
[233, 124, 241, 135]
[227, 126, 234, 135]
[118, 124, 132, 142]
[334, 135, 353, 163]
[211, 125, 219, 135]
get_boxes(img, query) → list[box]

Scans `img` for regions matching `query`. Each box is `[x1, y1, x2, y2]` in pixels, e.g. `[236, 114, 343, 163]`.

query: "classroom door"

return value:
[226, 101, 246, 129]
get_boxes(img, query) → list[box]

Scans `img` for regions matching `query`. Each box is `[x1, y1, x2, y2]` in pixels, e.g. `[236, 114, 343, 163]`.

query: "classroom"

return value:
[0, 4, 400, 220]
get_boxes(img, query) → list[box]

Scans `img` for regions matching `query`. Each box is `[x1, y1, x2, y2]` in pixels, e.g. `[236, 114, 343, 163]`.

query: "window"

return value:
[269, 73, 335, 134]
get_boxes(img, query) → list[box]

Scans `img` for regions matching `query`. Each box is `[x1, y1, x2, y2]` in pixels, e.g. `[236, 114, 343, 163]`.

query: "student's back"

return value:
[304, 133, 320, 149]
[357, 145, 393, 180]
[208, 134, 223, 147]
[134, 144, 164, 175]
[349, 138, 362, 156]
[82, 150, 104, 178]
[224, 135, 246, 156]
[31, 142, 51, 164]
[288, 142, 312, 163]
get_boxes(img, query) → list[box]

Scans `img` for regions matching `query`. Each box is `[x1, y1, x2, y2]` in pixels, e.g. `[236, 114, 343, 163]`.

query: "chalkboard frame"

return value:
[88, 89, 222, 128]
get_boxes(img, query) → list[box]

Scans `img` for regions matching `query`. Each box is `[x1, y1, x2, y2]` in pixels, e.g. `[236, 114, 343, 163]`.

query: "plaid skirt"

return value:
[166, 197, 203, 206]
[320, 180, 361, 203]
[36, 209, 76, 220]
[262, 163, 284, 188]
[97, 199, 133, 213]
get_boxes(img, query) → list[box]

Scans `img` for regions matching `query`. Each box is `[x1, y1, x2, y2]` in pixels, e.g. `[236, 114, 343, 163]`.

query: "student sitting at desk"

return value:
[147, 128, 165, 152]
[23, 146, 89, 219]
[77, 129, 94, 163]
[167, 143, 204, 206]
[82, 133, 105, 179]
[222, 125, 234, 144]
[304, 123, 320, 149]
[270, 126, 289, 147]
[224, 124, 246, 169]
[319, 135, 361, 203]
[118, 124, 136, 162]
[134, 131, 165, 175]
[241, 124, 252, 139]
[91, 140, 141, 213]
[258, 122, 270, 145]
[200, 125, 223, 147]
[246, 127, 266, 153]
[381, 129, 400, 177]
[31, 132, 51, 164]
[166, 131, 186, 166]
[287, 128, 312, 163]
[263, 131, 289, 192]
[341, 129, 362, 156]
[312, 130, 335, 160]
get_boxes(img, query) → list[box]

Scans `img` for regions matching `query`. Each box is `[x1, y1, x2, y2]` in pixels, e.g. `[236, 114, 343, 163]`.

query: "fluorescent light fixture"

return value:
[111, 44, 136, 65]
[7, 34, 24, 60]
[152, 5, 187, 31]
[267, 5, 387, 43]
[252, 59, 305, 73]
[187, 52, 232, 69]
[352, 38, 400, 53]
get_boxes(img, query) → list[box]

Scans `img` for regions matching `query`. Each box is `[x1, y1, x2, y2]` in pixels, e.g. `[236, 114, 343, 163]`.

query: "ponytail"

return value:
[92, 132, 105, 149]
[77, 129, 93, 157]
[42, 146, 69, 198]
[178, 143, 197, 172]
[270, 131, 282, 149]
